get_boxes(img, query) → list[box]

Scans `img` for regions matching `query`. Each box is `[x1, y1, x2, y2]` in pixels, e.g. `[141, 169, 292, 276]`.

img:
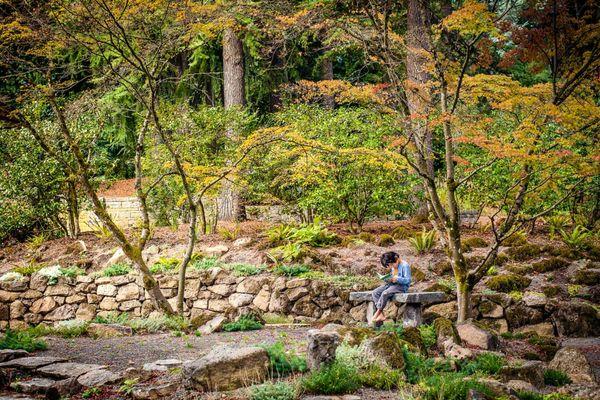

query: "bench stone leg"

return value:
[402, 303, 422, 328]
[366, 302, 375, 324]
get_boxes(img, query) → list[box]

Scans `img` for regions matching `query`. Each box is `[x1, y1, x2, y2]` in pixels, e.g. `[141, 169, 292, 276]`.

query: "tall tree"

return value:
[219, 27, 246, 221]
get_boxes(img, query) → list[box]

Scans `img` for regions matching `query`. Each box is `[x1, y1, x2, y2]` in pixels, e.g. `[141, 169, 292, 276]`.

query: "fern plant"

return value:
[409, 228, 437, 254]
[560, 225, 590, 251]
[26, 233, 48, 251]
[218, 224, 241, 240]
[546, 214, 569, 239]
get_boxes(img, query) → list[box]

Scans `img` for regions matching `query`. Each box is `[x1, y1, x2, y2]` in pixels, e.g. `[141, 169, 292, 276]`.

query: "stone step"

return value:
[37, 362, 105, 379]
[0, 350, 29, 363]
[0, 356, 66, 370]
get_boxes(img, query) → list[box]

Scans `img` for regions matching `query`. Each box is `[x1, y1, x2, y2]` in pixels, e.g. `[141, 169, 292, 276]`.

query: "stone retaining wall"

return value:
[0, 269, 375, 330]
[1, 269, 598, 338]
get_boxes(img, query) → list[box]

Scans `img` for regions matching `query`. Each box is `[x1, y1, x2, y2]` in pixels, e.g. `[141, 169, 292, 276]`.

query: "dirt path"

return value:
[41, 326, 311, 371]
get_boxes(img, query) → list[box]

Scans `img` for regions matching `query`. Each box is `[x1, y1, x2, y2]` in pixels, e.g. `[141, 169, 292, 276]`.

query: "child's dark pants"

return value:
[372, 283, 408, 311]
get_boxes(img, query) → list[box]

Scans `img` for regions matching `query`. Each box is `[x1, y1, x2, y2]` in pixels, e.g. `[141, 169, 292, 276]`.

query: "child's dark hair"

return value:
[380, 251, 400, 267]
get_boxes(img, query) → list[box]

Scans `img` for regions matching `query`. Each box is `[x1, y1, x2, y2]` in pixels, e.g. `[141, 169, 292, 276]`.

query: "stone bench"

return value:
[349, 291, 446, 327]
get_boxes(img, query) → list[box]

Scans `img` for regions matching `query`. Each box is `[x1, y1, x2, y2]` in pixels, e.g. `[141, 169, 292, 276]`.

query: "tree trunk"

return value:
[66, 180, 80, 238]
[219, 27, 246, 221]
[321, 56, 335, 109]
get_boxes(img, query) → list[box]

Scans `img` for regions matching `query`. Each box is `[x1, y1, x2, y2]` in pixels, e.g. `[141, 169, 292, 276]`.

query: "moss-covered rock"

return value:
[424, 281, 455, 295]
[486, 274, 531, 293]
[542, 245, 575, 259]
[377, 234, 395, 247]
[505, 264, 533, 274]
[503, 233, 528, 247]
[507, 244, 542, 261]
[531, 257, 569, 273]
[391, 226, 414, 240]
[542, 285, 562, 298]
[505, 304, 544, 329]
[338, 326, 376, 346]
[411, 266, 426, 283]
[358, 232, 376, 243]
[553, 301, 600, 337]
[571, 268, 600, 285]
[463, 237, 489, 249]
[433, 317, 461, 348]
[432, 260, 452, 275]
[494, 253, 510, 266]
[402, 326, 426, 354]
[361, 331, 405, 369]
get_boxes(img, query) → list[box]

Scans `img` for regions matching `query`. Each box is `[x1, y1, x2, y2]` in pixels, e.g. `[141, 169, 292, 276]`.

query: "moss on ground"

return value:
[531, 257, 569, 273]
[377, 234, 395, 247]
[571, 269, 600, 285]
[486, 274, 531, 292]
[508, 244, 542, 261]
[463, 237, 489, 248]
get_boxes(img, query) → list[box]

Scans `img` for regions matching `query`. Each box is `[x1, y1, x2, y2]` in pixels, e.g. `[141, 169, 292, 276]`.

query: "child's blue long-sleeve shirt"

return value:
[393, 261, 411, 287]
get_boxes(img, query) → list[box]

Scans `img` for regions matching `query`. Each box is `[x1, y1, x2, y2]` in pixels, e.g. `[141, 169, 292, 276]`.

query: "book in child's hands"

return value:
[377, 273, 391, 282]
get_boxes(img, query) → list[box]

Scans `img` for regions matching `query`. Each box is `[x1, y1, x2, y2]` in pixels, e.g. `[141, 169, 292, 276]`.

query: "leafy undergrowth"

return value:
[222, 315, 264, 332]
[0, 329, 47, 351]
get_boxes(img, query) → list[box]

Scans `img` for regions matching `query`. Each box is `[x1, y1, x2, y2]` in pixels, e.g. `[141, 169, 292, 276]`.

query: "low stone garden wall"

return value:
[1, 267, 598, 338]
[0, 268, 370, 330]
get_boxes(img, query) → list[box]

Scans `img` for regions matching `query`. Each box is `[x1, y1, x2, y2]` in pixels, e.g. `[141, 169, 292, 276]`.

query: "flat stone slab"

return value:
[10, 377, 56, 394]
[37, 362, 105, 379]
[143, 359, 183, 372]
[77, 369, 121, 387]
[0, 349, 29, 363]
[0, 356, 66, 369]
[349, 291, 446, 304]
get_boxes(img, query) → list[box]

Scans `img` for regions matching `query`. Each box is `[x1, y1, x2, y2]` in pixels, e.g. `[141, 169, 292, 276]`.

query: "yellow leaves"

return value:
[442, 0, 498, 38]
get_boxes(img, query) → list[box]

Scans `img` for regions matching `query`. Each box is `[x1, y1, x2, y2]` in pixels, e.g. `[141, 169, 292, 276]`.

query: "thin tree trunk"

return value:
[219, 27, 246, 221]
[40, 91, 174, 314]
[322, 56, 335, 109]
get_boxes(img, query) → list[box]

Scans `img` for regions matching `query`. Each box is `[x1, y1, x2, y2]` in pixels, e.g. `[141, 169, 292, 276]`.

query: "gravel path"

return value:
[42, 326, 311, 371]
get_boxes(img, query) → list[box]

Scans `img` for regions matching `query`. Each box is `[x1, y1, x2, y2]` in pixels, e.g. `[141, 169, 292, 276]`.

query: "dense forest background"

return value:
[1, 0, 598, 316]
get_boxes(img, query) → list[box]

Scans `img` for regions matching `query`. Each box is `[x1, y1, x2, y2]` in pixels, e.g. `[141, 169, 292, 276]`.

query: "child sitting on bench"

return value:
[372, 251, 411, 324]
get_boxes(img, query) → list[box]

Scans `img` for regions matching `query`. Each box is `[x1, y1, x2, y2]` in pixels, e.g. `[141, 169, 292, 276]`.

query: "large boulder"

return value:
[361, 332, 405, 369]
[552, 301, 600, 337]
[499, 360, 545, 387]
[457, 322, 498, 350]
[197, 315, 226, 335]
[183, 346, 269, 391]
[505, 303, 544, 330]
[87, 323, 133, 338]
[307, 329, 340, 370]
[549, 347, 598, 384]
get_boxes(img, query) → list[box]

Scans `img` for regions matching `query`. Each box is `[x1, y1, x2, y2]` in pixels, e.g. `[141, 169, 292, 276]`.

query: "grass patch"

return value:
[460, 352, 505, 375]
[250, 382, 296, 400]
[423, 373, 493, 400]
[516, 392, 575, 400]
[274, 264, 312, 277]
[227, 263, 266, 277]
[101, 263, 132, 277]
[262, 341, 307, 377]
[300, 361, 361, 395]
[59, 266, 86, 278]
[358, 364, 403, 390]
[299, 271, 379, 289]
[0, 329, 47, 352]
[263, 313, 294, 324]
[191, 256, 221, 270]
[222, 315, 263, 332]
[93, 313, 189, 333]
[544, 369, 571, 387]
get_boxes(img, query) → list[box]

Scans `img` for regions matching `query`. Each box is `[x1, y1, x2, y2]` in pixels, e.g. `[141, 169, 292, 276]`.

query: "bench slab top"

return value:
[349, 291, 447, 304]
